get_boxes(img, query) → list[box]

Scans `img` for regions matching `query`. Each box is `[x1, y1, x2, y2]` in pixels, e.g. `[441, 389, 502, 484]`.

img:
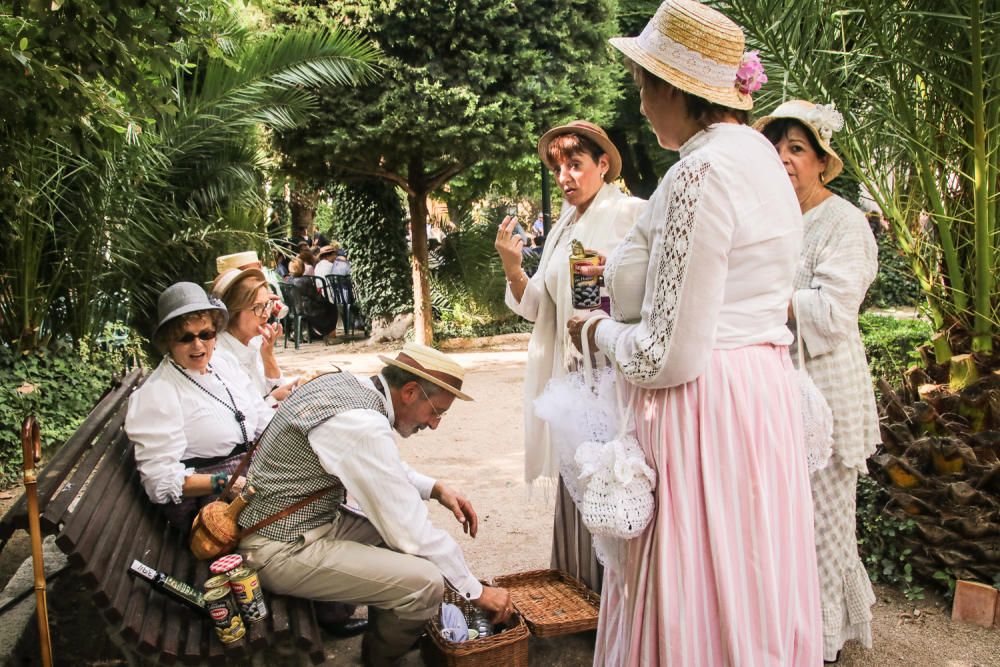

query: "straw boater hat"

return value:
[153, 282, 228, 341]
[537, 120, 622, 183]
[609, 0, 757, 110]
[378, 342, 473, 401]
[210, 268, 267, 302]
[216, 251, 261, 274]
[318, 244, 338, 258]
[753, 99, 845, 183]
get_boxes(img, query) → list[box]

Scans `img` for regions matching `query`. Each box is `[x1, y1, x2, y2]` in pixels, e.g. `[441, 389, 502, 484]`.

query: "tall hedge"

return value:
[331, 181, 412, 320]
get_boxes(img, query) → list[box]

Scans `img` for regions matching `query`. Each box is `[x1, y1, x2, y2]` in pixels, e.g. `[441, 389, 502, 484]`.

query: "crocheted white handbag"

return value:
[572, 317, 656, 540]
[794, 293, 834, 473]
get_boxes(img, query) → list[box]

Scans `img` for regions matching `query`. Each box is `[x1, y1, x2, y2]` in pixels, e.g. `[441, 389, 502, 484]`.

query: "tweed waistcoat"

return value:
[238, 372, 388, 541]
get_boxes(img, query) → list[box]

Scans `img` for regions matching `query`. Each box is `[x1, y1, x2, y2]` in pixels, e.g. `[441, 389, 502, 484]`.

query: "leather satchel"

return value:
[189, 372, 342, 560]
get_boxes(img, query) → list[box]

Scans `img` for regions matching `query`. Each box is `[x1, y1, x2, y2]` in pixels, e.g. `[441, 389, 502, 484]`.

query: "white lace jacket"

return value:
[595, 124, 802, 388]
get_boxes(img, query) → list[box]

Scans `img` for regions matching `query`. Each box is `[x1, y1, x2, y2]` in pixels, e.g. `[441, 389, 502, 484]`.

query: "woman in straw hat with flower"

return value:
[495, 120, 646, 592]
[567, 1, 822, 664]
[756, 100, 879, 663]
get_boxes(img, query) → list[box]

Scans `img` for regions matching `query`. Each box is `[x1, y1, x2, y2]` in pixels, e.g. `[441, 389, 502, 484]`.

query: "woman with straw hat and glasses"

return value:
[756, 100, 879, 663]
[494, 121, 645, 592]
[567, 1, 822, 664]
[125, 283, 273, 530]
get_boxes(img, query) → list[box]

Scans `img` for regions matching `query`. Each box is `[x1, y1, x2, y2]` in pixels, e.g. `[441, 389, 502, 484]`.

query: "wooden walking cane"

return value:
[21, 416, 53, 667]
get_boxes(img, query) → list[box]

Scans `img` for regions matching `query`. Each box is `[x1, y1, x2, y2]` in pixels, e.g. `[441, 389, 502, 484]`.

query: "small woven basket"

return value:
[421, 588, 529, 667]
[493, 569, 600, 638]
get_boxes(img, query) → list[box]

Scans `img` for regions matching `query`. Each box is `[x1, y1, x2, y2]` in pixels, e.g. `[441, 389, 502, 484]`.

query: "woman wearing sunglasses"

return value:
[125, 282, 274, 530]
[212, 268, 298, 405]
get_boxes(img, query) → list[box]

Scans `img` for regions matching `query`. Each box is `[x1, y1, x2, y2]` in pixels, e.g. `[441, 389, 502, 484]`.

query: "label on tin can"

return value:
[204, 587, 245, 644]
[569, 240, 602, 309]
[204, 574, 231, 592]
[229, 567, 268, 623]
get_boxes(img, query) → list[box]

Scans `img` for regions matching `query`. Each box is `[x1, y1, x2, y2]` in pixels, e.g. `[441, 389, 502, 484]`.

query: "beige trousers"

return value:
[239, 513, 444, 666]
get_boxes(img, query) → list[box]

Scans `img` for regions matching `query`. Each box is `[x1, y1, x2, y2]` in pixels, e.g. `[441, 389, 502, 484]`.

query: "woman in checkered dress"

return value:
[757, 101, 880, 663]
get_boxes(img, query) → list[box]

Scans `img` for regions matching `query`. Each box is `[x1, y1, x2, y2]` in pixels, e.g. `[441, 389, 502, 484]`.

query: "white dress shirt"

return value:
[125, 351, 273, 504]
[307, 374, 483, 601]
[314, 259, 335, 278]
[215, 331, 283, 399]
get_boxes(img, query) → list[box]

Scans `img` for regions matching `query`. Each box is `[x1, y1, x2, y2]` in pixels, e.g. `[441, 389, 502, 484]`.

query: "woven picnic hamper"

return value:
[493, 569, 600, 638]
[421, 588, 530, 667]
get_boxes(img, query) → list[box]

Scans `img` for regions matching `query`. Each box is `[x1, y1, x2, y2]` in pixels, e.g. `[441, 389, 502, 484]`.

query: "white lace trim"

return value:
[620, 157, 711, 382]
[638, 25, 736, 89]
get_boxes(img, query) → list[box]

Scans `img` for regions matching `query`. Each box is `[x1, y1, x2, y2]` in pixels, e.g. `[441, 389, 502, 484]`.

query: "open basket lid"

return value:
[493, 569, 600, 638]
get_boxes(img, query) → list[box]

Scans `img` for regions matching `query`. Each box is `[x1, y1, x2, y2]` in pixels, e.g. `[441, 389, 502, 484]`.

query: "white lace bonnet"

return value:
[608, 0, 757, 110]
[753, 99, 845, 182]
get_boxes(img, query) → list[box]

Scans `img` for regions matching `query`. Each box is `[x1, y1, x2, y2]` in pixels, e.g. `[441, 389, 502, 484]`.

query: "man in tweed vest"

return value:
[237, 343, 513, 666]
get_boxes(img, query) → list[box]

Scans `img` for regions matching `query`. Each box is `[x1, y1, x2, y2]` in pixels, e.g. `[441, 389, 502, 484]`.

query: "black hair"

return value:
[759, 117, 827, 157]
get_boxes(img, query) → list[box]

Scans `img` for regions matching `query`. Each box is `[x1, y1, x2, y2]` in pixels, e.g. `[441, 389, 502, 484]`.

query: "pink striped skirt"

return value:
[595, 345, 822, 667]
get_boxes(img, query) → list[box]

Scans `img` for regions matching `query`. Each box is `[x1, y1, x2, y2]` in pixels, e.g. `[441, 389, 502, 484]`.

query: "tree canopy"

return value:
[275, 0, 621, 343]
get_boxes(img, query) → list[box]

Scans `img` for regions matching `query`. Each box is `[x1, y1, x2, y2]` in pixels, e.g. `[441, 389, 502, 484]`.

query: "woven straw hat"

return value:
[753, 99, 845, 183]
[537, 120, 622, 183]
[378, 342, 472, 401]
[609, 0, 754, 110]
[210, 268, 267, 302]
[216, 251, 261, 274]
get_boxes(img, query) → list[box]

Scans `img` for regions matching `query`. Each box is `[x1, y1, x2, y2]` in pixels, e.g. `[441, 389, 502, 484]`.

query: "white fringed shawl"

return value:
[505, 183, 646, 486]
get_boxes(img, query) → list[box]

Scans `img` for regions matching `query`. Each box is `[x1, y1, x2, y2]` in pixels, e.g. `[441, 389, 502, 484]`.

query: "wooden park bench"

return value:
[0, 368, 326, 664]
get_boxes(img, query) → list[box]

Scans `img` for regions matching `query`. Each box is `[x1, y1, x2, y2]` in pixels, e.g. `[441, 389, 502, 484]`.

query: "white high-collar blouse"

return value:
[125, 351, 273, 504]
[596, 123, 803, 388]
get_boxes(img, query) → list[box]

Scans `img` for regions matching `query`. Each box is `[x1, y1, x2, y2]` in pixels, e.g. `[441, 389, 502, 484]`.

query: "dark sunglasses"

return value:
[176, 329, 217, 344]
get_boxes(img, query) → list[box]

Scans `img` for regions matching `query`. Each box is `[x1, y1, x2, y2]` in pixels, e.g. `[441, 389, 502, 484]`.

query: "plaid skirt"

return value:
[158, 453, 245, 532]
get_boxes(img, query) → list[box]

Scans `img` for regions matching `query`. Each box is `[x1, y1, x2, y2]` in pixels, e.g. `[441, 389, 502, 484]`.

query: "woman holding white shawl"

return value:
[494, 120, 645, 592]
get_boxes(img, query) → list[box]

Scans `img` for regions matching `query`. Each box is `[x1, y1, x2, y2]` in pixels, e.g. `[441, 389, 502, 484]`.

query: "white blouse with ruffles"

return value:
[596, 123, 802, 387]
[125, 351, 273, 504]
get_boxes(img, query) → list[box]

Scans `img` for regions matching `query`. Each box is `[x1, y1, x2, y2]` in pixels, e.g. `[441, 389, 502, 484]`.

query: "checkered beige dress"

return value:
[792, 194, 880, 661]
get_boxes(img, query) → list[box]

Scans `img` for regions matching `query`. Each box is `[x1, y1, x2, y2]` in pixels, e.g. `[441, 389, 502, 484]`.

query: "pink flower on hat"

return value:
[735, 50, 767, 95]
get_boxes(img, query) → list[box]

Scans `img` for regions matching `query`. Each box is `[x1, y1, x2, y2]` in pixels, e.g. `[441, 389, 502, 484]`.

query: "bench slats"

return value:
[269, 594, 291, 640]
[121, 517, 168, 643]
[84, 471, 147, 601]
[0, 369, 142, 541]
[158, 551, 196, 665]
[42, 410, 128, 532]
[70, 437, 137, 571]
[181, 615, 208, 665]
[137, 521, 179, 655]
[102, 499, 157, 623]
[55, 432, 131, 558]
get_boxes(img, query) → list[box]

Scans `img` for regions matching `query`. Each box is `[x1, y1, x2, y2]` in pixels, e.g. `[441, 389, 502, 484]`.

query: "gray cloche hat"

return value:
[153, 282, 229, 341]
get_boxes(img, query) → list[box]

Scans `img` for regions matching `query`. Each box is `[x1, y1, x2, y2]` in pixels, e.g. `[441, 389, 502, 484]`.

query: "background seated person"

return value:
[285, 258, 339, 337]
[314, 243, 339, 278]
[125, 282, 272, 530]
[237, 343, 513, 665]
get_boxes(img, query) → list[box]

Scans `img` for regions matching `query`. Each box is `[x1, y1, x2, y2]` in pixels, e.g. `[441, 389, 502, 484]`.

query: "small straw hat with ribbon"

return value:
[378, 343, 473, 401]
[537, 120, 623, 183]
[753, 99, 845, 183]
[609, 0, 767, 111]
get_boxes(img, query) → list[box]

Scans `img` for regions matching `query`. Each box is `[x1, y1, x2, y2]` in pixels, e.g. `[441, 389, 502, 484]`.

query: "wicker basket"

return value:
[421, 588, 530, 667]
[493, 569, 600, 638]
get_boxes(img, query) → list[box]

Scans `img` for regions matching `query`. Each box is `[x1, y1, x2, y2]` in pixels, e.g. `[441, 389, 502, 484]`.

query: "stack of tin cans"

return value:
[203, 554, 269, 645]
